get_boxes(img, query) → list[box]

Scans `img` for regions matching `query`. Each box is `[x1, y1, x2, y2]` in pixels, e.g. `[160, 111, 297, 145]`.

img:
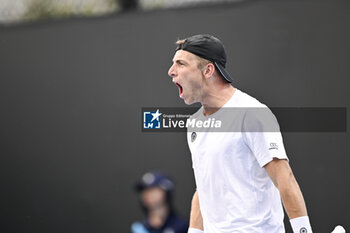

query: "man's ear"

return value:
[203, 63, 215, 79]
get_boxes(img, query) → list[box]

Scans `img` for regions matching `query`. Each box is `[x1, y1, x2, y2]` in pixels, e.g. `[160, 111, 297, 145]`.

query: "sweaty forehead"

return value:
[172, 50, 198, 62]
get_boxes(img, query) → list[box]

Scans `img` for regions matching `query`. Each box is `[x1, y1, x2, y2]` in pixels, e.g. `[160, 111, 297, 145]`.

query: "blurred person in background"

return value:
[131, 171, 188, 233]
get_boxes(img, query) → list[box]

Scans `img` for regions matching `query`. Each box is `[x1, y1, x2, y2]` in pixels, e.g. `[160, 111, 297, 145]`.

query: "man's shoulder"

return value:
[232, 89, 267, 108]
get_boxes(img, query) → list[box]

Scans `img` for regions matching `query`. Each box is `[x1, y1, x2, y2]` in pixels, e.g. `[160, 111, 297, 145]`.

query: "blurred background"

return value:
[0, 0, 349, 232]
[0, 0, 243, 25]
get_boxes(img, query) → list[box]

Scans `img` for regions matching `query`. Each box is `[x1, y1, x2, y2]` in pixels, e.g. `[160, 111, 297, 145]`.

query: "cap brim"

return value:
[214, 62, 233, 83]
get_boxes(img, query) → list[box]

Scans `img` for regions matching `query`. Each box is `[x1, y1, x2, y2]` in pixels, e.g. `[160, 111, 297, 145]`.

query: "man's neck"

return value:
[148, 204, 169, 228]
[202, 85, 235, 116]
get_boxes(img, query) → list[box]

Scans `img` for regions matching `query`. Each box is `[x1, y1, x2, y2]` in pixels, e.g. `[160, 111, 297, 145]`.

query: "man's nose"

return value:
[168, 64, 175, 78]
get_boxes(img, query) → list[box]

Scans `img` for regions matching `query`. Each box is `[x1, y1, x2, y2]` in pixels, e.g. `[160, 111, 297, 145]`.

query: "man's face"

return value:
[168, 50, 205, 105]
[141, 187, 166, 209]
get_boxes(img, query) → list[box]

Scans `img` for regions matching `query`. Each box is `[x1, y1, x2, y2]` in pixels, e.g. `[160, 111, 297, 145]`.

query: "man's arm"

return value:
[264, 158, 308, 218]
[265, 158, 312, 233]
[189, 190, 204, 231]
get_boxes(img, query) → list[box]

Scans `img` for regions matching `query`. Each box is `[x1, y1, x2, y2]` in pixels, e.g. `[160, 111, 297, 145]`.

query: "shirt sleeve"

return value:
[242, 107, 288, 167]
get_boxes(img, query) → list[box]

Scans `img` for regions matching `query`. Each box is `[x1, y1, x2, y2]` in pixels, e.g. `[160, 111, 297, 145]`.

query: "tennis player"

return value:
[168, 34, 313, 233]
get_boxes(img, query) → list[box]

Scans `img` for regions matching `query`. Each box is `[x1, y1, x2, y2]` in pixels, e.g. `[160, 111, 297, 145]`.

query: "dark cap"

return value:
[175, 34, 233, 83]
[135, 172, 174, 192]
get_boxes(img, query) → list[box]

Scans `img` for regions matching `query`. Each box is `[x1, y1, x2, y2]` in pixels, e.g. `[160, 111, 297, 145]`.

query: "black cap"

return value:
[175, 34, 233, 83]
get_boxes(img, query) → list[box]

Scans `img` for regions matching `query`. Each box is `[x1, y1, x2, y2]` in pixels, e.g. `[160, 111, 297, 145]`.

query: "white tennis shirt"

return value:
[187, 89, 288, 233]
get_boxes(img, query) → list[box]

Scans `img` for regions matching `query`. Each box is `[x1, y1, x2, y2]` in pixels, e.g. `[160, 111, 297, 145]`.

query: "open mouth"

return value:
[175, 82, 183, 97]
